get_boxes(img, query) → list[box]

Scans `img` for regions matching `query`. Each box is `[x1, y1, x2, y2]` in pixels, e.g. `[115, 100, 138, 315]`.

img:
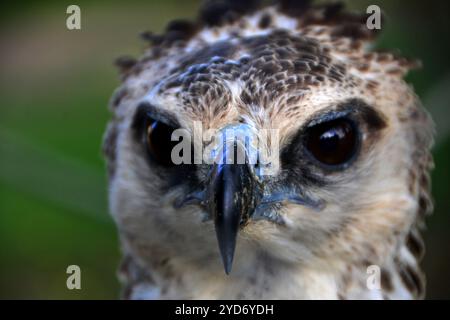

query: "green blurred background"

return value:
[0, 0, 449, 299]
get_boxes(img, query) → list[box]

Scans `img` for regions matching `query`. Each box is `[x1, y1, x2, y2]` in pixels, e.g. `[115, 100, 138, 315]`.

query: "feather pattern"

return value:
[103, 0, 433, 299]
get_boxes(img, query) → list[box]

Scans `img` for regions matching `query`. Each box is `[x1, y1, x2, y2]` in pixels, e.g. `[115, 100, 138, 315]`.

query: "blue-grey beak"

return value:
[207, 144, 256, 274]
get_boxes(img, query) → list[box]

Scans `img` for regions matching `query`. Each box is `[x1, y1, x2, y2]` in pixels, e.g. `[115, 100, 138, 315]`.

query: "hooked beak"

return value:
[173, 135, 324, 275]
[207, 151, 256, 274]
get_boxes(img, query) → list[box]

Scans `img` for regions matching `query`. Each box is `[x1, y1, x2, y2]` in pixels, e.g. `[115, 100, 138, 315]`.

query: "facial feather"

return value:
[104, 0, 433, 299]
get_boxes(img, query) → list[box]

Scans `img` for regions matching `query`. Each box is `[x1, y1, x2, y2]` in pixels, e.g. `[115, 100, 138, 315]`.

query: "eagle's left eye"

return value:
[145, 119, 177, 167]
[304, 118, 358, 167]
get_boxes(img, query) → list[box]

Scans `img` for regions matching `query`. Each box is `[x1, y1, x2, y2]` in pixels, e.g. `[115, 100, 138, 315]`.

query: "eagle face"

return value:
[104, 1, 433, 299]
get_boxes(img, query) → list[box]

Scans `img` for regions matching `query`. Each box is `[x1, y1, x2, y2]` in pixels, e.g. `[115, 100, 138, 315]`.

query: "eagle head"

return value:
[104, 0, 433, 299]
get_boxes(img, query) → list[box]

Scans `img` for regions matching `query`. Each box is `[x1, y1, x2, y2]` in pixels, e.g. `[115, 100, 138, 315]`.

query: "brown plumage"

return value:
[104, 0, 433, 299]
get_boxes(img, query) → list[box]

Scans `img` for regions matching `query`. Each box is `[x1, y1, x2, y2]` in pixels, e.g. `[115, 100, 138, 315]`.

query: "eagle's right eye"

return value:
[304, 118, 359, 168]
[145, 118, 177, 167]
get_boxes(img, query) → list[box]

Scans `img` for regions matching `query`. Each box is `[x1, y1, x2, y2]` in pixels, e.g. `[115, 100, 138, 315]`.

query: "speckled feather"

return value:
[104, 0, 433, 299]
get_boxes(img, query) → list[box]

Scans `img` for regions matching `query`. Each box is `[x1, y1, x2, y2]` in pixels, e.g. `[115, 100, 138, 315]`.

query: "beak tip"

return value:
[221, 250, 234, 275]
[210, 162, 253, 277]
[215, 219, 238, 275]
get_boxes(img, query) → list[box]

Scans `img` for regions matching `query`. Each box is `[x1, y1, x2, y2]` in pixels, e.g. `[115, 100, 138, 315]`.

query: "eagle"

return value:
[103, 0, 433, 299]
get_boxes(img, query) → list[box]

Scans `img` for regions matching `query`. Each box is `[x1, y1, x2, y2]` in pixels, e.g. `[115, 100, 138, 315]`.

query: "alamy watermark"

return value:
[366, 265, 381, 291]
[66, 5, 81, 30]
[65, 4, 381, 31]
[167, 122, 280, 176]
[66, 265, 81, 290]
[366, 5, 382, 30]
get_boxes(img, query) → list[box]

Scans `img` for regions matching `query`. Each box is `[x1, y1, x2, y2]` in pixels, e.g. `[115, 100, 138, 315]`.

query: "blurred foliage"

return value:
[0, 0, 449, 299]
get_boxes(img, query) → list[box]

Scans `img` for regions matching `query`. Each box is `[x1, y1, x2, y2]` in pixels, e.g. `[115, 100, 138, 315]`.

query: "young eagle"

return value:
[103, 0, 433, 299]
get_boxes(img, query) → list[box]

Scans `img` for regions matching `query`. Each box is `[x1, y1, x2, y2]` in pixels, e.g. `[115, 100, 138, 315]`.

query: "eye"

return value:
[145, 118, 177, 167]
[304, 118, 359, 167]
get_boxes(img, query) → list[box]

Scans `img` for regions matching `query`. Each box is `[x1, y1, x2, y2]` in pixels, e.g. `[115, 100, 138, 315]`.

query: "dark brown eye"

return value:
[305, 118, 358, 167]
[146, 119, 177, 167]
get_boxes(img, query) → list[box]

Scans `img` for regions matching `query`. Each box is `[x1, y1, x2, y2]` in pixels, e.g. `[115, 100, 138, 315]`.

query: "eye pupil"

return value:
[305, 118, 357, 166]
[146, 120, 177, 166]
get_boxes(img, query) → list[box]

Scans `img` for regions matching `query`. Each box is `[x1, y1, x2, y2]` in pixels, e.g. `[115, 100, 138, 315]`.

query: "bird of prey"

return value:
[103, 0, 433, 299]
